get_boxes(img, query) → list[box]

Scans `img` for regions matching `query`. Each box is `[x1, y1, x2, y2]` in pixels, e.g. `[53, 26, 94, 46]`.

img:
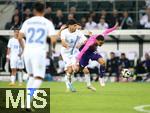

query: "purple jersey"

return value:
[79, 43, 102, 67]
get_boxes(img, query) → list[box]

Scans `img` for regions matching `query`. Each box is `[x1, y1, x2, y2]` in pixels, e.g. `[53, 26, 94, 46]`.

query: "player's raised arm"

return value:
[102, 22, 119, 36]
[77, 23, 118, 61]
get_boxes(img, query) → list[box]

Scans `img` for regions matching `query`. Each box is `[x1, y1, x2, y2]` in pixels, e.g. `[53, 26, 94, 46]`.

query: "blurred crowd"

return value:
[5, 3, 150, 30]
[3, 1, 150, 82]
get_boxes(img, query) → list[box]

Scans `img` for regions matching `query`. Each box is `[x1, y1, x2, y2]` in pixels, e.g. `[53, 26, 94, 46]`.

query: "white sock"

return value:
[26, 76, 34, 108]
[18, 71, 23, 84]
[10, 75, 16, 83]
[65, 73, 74, 89]
[26, 78, 42, 108]
[27, 76, 34, 89]
[85, 74, 91, 87]
[31, 78, 43, 88]
[65, 75, 70, 89]
[99, 77, 105, 86]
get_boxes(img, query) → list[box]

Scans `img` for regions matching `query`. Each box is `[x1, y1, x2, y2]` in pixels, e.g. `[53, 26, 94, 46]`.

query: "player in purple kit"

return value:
[77, 23, 118, 88]
[78, 35, 105, 87]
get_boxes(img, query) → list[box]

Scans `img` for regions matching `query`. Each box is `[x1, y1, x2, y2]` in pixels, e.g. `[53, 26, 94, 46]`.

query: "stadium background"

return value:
[0, 0, 149, 82]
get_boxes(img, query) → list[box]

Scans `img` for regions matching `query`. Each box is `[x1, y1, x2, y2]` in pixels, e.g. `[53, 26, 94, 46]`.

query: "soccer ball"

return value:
[121, 69, 131, 78]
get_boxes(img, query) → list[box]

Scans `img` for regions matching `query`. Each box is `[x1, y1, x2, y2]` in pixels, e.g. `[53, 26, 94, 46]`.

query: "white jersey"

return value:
[61, 29, 87, 55]
[20, 16, 56, 52]
[7, 37, 24, 57]
[7, 37, 25, 69]
[20, 16, 56, 78]
[60, 28, 87, 69]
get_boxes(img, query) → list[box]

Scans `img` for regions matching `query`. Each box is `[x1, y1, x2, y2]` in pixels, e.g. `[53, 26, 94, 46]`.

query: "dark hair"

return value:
[67, 19, 77, 25]
[77, 22, 81, 26]
[121, 53, 125, 56]
[33, 2, 45, 13]
[96, 35, 104, 41]
[110, 52, 115, 55]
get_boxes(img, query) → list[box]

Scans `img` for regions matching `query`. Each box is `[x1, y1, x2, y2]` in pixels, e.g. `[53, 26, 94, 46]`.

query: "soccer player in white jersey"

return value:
[60, 19, 95, 92]
[6, 28, 25, 86]
[18, 2, 56, 111]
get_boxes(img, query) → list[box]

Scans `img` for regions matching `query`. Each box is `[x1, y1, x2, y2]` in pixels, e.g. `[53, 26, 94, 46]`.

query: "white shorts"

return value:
[17, 57, 24, 69]
[61, 48, 79, 70]
[10, 56, 24, 69]
[24, 48, 46, 79]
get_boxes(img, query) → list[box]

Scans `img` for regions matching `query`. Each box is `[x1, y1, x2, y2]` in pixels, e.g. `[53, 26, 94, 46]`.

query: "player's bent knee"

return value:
[72, 65, 79, 73]
[29, 74, 33, 77]
[35, 76, 44, 80]
[98, 58, 105, 65]
[11, 69, 17, 75]
[83, 68, 89, 74]
[66, 66, 73, 74]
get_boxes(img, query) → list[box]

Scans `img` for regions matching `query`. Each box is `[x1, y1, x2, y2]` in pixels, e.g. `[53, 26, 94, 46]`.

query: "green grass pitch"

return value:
[0, 81, 150, 113]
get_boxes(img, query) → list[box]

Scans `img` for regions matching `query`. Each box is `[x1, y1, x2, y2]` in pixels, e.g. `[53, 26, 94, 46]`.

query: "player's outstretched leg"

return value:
[98, 58, 106, 87]
[83, 67, 96, 91]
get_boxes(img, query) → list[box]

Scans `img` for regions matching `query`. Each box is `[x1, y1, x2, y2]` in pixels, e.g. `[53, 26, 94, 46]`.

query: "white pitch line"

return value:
[134, 105, 150, 113]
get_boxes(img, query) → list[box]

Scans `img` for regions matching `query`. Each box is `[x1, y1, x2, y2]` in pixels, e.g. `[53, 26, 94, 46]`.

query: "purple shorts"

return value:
[79, 51, 102, 67]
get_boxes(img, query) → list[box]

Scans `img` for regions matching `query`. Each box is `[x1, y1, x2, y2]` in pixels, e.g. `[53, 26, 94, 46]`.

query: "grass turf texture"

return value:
[0, 82, 150, 113]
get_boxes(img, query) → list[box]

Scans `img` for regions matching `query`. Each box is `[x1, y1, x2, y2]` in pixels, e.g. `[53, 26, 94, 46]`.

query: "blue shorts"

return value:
[79, 51, 102, 67]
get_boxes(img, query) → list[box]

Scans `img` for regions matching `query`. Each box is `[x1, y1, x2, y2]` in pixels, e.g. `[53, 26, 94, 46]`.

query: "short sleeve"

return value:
[60, 30, 66, 40]
[78, 31, 87, 44]
[47, 21, 56, 37]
